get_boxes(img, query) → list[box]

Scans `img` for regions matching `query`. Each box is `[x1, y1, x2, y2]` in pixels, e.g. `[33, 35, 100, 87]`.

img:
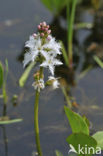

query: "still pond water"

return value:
[0, 0, 103, 155]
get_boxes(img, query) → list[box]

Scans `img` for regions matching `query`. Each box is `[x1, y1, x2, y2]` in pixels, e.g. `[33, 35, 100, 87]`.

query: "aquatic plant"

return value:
[23, 22, 63, 156]
[94, 55, 103, 69]
[56, 106, 103, 156]
[0, 60, 22, 125]
[40, 0, 79, 67]
[40, 0, 67, 16]
[67, 0, 77, 67]
[0, 60, 8, 105]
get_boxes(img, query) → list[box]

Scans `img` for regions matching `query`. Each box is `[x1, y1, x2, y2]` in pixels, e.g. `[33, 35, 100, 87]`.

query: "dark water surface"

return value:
[0, 0, 103, 156]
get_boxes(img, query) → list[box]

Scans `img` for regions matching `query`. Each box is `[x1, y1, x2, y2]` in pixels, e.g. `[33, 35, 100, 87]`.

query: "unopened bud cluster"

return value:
[37, 22, 51, 38]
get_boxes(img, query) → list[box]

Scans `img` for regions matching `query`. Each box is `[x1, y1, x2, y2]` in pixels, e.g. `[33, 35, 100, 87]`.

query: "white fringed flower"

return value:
[48, 76, 60, 89]
[23, 34, 62, 69]
[23, 22, 63, 91]
[23, 36, 46, 67]
[43, 36, 62, 55]
[32, 79, 45, 92]
[23, 50, 38, 67]
[25, 35, 37, 49]
[40, 54, 63, 75]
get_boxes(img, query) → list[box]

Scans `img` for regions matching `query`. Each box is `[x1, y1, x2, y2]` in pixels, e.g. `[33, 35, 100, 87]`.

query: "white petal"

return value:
[32, 79, 45, 91]
[40, 50, 49, 59]
[25, 36, 35, 48]
[49, 51, 57, 57]
[54, 59, 63, 66]
[48, 76, 55, 80]
[44, 37, 61, 55]
[53, 80, 59, 89]
[49, 65, 55, 75]
[37, 37, 42, 48]
[23, 50, 38, 67]
[40, 61, 48, 67]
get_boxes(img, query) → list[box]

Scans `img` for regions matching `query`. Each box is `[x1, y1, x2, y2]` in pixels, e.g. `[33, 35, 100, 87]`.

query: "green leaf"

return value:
[55, 150, 63, 156]
[94, 55, 103, 69]
[40, 0, 67, 15]
[2, 59, 9, 104]
[0, 118, 23, 125]
[82, 115, 90, 128]
[2, 85, 7, 104]
[67, 133, 97, 156]
[40, 0, 53, 12]
[92, 131, 103, 150]
[60, 41, 69, 66]
[5, 59, 8, 83]
[19, 61, 36, 87]
[64, 106, 89, 135]
[0, 62, 4, 88]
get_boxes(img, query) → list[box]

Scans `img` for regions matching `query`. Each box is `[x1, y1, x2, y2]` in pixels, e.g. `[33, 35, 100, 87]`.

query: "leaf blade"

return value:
[40, 0, 67, 15]
[0, 118, 23, 125]
[19, 61, 36, 87]
[64, 106, 89, 135]
[55, 150, 63, 156]
[92, 131, 103, 150]
[60, 41, 69, 66]
[94, 56, 103, 69]
[0, 62, 4, 89]
[67, 133, 97, 156]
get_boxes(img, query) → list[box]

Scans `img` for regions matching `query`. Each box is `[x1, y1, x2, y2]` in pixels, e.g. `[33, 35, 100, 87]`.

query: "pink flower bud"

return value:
[47, 25, 50, 29]
[47, 30, 51, 34]
[41, 27, 45, 31]
[33, 33, 37, 38]
[47, 36, 51, 41]
[40, 33, 44, 37]
[38, 25, 41, 30]
[42, 21, 46, 26]
[44, 28, 48, 31]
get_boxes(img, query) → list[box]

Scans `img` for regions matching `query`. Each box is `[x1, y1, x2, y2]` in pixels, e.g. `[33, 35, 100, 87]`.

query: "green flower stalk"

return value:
[23, 22, 63, 155]
[34, 68, 43, 156]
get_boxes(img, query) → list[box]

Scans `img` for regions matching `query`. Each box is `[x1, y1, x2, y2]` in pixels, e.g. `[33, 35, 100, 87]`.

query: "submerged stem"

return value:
[34, 67, 43, 156]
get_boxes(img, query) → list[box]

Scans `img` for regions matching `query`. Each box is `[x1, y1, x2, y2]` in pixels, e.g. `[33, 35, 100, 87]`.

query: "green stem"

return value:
[67, 0, 70, 43]
[67, 0, 77, 67]
[2, 83, 7, 116]
[34, 90, 42, 156]
[3, 84, 7, 105]
[2, 59, 8, 111]
[34, 67, 43, 156]
[61, 86, 72, 108]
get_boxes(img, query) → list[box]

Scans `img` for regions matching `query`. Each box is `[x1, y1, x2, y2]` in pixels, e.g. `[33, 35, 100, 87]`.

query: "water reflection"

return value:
[0, 126, 8, 156]
[0, 101, 8, 156]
